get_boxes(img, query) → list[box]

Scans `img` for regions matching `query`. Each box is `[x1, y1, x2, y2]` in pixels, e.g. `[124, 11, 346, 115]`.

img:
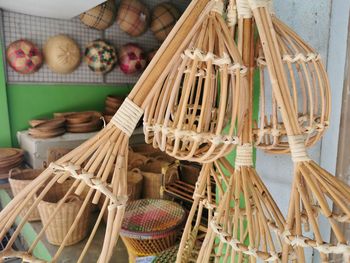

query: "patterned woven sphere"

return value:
[119, 43, 146, 74]
[84, 40, 117, 74]
[6, 40, 43, 74]
[151, 3, 180, 42]
[80, 0, 116, 30]
[44, 35, 80, 74]
[117, 0, 149, 37]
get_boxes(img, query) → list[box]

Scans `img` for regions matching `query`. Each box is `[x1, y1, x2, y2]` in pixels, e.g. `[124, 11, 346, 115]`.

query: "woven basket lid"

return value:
[6, 39, 43, 74]
[151, 3, 180, 42]
[121, 199, 185, 239]
[84, 40, 117, 74]
[117, 0, 149, 37]
[44, 35, 81, 74]
[79, 0, 116, 30]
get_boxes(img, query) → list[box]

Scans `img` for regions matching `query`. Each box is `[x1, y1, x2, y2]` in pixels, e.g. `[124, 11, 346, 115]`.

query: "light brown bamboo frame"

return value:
[143, 7, 248, 163]
[254, 17, 331, 154]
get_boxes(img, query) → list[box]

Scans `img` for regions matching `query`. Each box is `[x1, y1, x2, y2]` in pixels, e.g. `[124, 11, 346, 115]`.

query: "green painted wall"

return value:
[0, 43, 12, 147]
[5, 84, 132, 147]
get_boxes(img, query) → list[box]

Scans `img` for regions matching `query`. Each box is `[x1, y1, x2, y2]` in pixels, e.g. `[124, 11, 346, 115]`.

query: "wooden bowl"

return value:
[66, 116, 102, 133]
[0, 148, 24, 168]
[32, 118, 66, 132]
[66, 113, 92, 124]
[104, 106, 117, 115]
[28, 127, 66, 139]
[29, 119, 49, 128]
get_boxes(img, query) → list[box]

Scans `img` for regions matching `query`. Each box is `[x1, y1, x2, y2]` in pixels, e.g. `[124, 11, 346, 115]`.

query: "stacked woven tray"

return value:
[0, 148, 24, 174]
[64, 111, 103, 133]
[28, 118, 66, 138]
[103, 95, 124, 123]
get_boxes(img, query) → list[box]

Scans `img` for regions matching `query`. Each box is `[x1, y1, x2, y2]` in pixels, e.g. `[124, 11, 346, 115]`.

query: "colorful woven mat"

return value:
[121, 199, 185, 239]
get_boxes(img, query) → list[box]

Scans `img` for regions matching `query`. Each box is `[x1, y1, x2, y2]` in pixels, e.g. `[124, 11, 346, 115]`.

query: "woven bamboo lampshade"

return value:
[84, 39, 117, 74]
[79, 0, 116, 30]
[244, 0, 350, 261]
[6, 39, 43, 74]
[144, 1, 248, 163]
[117, 0, 150, 37]
[44, 35, 81, 74]
[151, 3, 180, 42]
[0, 1, 214, 262]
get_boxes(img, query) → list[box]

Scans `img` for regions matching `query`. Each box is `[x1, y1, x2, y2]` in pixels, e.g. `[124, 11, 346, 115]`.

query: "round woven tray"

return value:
[121, 199, 185, 239]
[0, 148, 24, 172]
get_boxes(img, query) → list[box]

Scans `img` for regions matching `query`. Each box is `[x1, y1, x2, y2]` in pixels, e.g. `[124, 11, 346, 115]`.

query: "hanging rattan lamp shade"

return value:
[144, 5, 248, 163]
[253, 17, 330, 154]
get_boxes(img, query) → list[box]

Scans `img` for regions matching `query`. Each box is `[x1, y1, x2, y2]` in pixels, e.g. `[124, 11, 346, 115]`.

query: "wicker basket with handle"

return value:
[8, 168, 44, 221]
[37, 180, 90, 246]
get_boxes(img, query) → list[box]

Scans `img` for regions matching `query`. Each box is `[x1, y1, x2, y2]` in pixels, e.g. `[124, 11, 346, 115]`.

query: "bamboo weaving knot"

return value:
[49, 163, 128, 209]
[235, 144, 253, 167]
[237, 0, 252, 18]
[211, 0, 224, 14]
[288, 135, 311, 162]
[111, 97, 143, 137]
[247, 0, 271, 10]
[283, 53, 321, 63]
[227, 1, 237, 27]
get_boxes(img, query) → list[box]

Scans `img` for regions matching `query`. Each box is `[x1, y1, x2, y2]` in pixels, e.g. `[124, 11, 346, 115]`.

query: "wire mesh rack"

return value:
[0, 0, 189, 84]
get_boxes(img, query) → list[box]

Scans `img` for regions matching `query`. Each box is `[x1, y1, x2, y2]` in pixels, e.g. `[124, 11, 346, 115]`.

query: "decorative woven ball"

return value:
[79, 0, 116, 30]
[151, 3, 180, 42]
[44, 35, 80, 74]
[117, 0, 149, 37]
[119, 43, 146, 74]
[84, 40, 117, 74]
[6, 40, 43, 74]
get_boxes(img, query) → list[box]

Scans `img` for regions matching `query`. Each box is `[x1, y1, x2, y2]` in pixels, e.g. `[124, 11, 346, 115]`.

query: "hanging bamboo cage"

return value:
[143, 0, 248, 163]
[244, 0, 350, 261]
[0, 1, 217, 262]
[253, 15, 331, 154]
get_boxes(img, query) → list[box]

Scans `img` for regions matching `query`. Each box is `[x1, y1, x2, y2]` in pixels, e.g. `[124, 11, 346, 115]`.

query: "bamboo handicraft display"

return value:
[0, 0, 214, 262]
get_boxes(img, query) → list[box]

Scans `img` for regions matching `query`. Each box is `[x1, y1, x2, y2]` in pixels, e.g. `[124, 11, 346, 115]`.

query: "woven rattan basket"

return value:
[139, 159, 178, 199]
[121, 199, 186, 257]
[37, 180, 90, 246]
[8, 168, 44, 221]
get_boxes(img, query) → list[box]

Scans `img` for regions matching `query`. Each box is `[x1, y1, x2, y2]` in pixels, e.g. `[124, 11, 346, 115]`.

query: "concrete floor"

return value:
[31, 209, 129, 263]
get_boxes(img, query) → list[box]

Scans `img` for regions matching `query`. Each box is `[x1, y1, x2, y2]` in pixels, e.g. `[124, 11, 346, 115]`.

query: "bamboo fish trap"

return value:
[253, 8, 331, 154]
[245, 0, 350, 261]
[143, 0, 248, 163]
[0, 1, 215, 262]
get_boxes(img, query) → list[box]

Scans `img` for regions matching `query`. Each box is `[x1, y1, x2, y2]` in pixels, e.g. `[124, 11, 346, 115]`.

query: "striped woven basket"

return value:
[121, 199, 185, 256]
